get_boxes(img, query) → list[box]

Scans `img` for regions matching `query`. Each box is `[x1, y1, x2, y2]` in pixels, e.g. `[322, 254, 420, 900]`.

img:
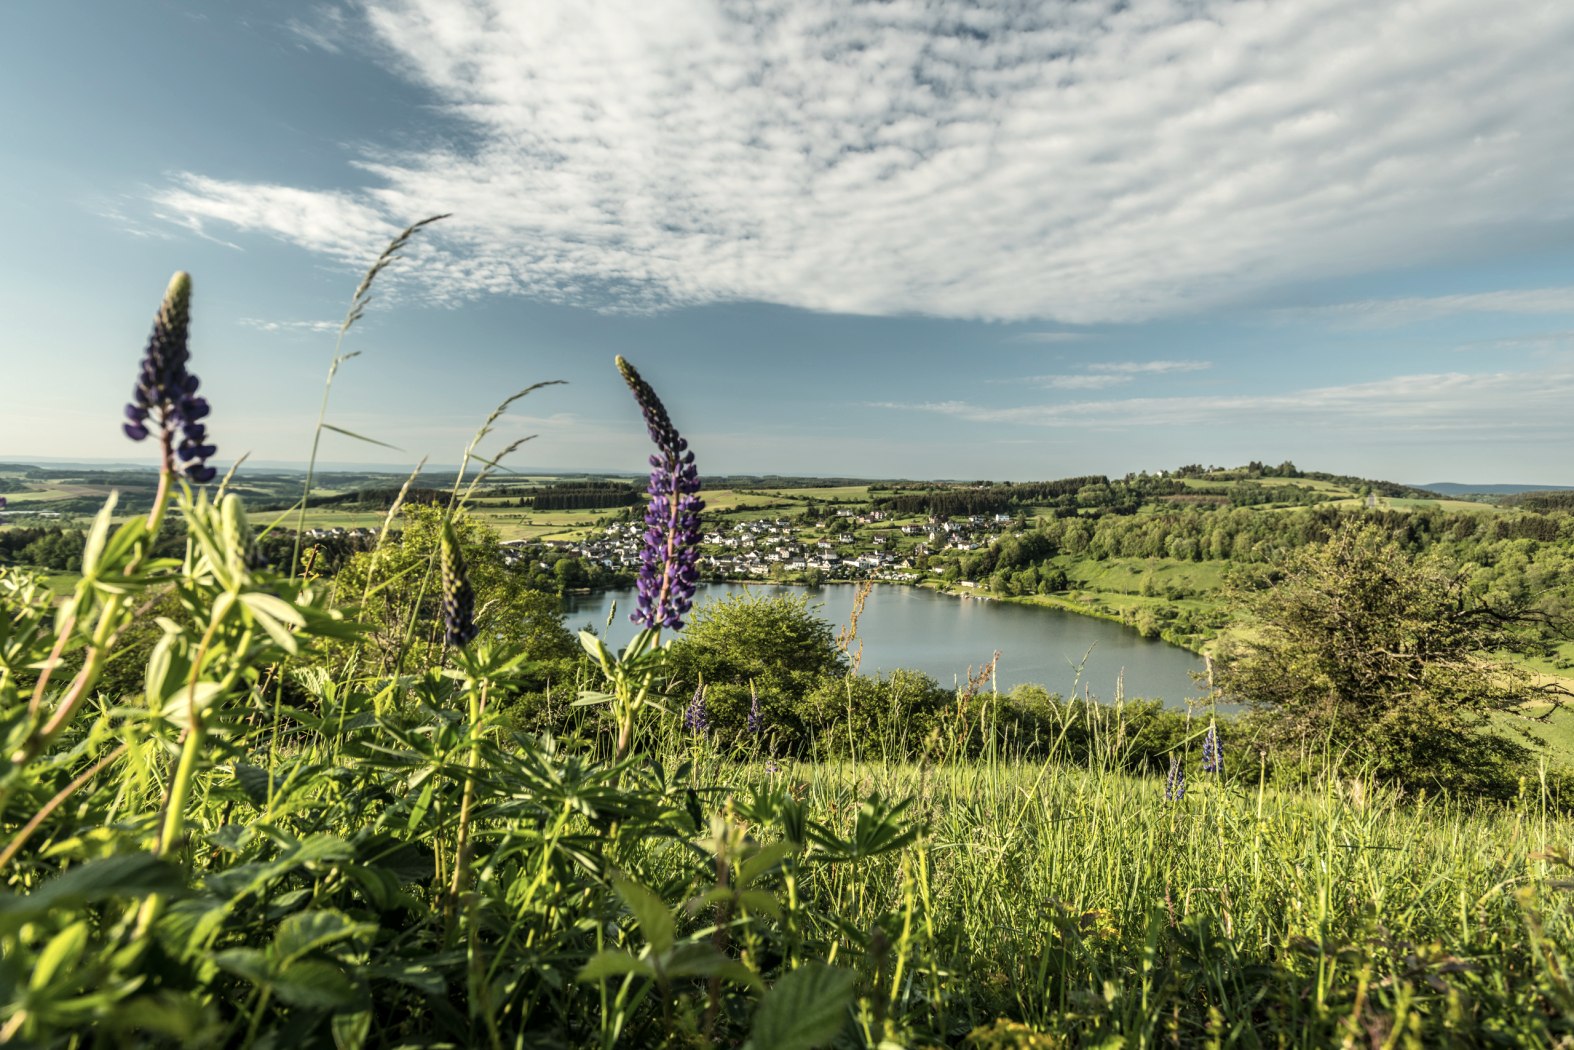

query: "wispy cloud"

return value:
[150, 0, 1574, 322]
[1279, 287, 1574, 327]
[238, 318, 343, 335]
[997, 359, 1211, 388]
[878, 364, 1574, 432]
[1088, 360, 1212, 375]
[1006, 331, 1093, 344]
[1023, 374, 1132, 390]
[284, 7, 350, 53]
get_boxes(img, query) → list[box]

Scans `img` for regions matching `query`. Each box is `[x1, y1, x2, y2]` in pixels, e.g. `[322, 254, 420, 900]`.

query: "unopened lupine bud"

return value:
[1164, 755, 1186, 802]
[440, 522, 478, 649]
[747, 683, 763, 735]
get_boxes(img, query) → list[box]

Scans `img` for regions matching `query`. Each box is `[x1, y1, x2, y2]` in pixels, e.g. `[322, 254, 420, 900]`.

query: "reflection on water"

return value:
[562, 582, 1208, 709]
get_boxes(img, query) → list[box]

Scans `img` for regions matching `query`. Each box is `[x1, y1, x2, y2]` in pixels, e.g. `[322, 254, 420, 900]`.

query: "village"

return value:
[508, 506, 1026, 584]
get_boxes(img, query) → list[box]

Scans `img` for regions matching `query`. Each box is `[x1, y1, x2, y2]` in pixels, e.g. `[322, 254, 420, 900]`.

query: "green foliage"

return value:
[666, 591, 846, 697]
[1216, 522, 1557, 794]
[329, 504, 577, 677]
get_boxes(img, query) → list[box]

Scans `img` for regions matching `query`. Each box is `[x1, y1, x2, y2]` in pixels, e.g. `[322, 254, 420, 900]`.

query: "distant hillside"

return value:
[1420, 482, 1574, 496]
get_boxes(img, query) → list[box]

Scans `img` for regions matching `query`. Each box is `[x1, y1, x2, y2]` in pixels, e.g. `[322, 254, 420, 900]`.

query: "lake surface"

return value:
[562, 583, 1208, 708]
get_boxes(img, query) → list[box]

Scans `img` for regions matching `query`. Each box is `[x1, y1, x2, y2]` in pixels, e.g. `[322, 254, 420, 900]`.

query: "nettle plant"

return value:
[0, 256, 921, 1048]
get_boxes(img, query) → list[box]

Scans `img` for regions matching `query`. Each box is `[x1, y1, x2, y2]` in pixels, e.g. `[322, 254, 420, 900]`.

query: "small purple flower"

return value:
[616, 356, 704, 632]
[1164, 755, 1186, 802]
[683, 684, 709, 734]
[440, 523, 478, 649]
[0, 496, 6, 525]
[124, 272, 217, 483]
[1201, 722, 1222, 775]
[747, 684, 763, 734]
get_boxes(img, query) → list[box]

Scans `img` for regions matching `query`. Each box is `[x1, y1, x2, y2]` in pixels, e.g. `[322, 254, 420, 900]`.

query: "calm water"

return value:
[562, 583, 1207, 708]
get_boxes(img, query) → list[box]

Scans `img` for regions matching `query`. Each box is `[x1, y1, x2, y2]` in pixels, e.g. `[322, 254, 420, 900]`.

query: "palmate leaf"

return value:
[749, 964, 857, 1050]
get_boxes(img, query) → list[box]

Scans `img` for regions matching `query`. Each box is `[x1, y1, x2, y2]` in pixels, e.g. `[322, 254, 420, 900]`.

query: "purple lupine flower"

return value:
[616, 356, 704, 632]
[1164, 755, 1186, 802]
[0, 496, 6, 525]
[1201, 721, 1222, 775]
[747, 683, 763, 735]
[124, 272, 217, 484]
[440, 523, 478, 649]
[683, 684, 709, 734]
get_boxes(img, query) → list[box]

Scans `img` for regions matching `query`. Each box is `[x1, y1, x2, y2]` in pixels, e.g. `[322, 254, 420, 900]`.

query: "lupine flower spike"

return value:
[683, 684, 709, 734]
[616, 356, 704, 632]
[0, 496, 6, 525]
[1201, 721, 1222, 775]
[1164, 755, 1186, 802]
[124, 272, 218, 483]
[439, 522, 478, 649]
[747, 682, 763, 735]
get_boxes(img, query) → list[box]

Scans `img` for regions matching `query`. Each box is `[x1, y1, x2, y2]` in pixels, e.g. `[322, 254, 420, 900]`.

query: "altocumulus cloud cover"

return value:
[6, 0, 1574, 481]
[152, 0, 1574, 324]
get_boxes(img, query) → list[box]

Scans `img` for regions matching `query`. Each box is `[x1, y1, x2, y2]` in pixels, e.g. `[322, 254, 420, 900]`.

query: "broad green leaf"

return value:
[577, 950, 653, 982]
[751, 964, 857, 1050]
[662, 943, 763, 989]
[737, 889, 783, 920]
[332, 1009, 372, 1050]
[272, 959, 362, 1010]
[0, 854, 183, 925]
[273, 909, 370, 965]
[213, 947, 273, 986]
[737, 840, 797, 888]
[614, 876, 675, 955]
[363, 961, 445, 997]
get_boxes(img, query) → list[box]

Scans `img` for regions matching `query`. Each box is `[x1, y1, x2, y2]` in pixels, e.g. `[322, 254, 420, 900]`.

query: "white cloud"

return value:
[1280, 288, 1574, 327]
[238, 318, 344, 335]
[998, 359, 1210, 387]
[877, 363, 1574, 432]
[151, 0, 1574, 322]
[284, 7, 351, 53]
[1088, 360, 1212, 375]
[1026, 374, 1133, 390]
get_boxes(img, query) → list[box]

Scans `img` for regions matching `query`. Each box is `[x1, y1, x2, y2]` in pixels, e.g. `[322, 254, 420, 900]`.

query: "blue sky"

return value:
[4, 0, 1574, 483]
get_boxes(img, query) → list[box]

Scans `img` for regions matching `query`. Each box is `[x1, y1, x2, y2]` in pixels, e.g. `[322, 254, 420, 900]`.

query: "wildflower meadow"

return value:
[1, 238, 1572, 1049]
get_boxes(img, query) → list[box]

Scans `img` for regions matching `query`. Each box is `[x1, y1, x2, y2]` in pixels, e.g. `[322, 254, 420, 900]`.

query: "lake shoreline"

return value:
[565, 579, 1207, 706]
[692, 575, 1211, 656]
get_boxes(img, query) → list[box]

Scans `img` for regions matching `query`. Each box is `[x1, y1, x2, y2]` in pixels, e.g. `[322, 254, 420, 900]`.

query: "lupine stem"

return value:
[448, 678, 489, 916]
